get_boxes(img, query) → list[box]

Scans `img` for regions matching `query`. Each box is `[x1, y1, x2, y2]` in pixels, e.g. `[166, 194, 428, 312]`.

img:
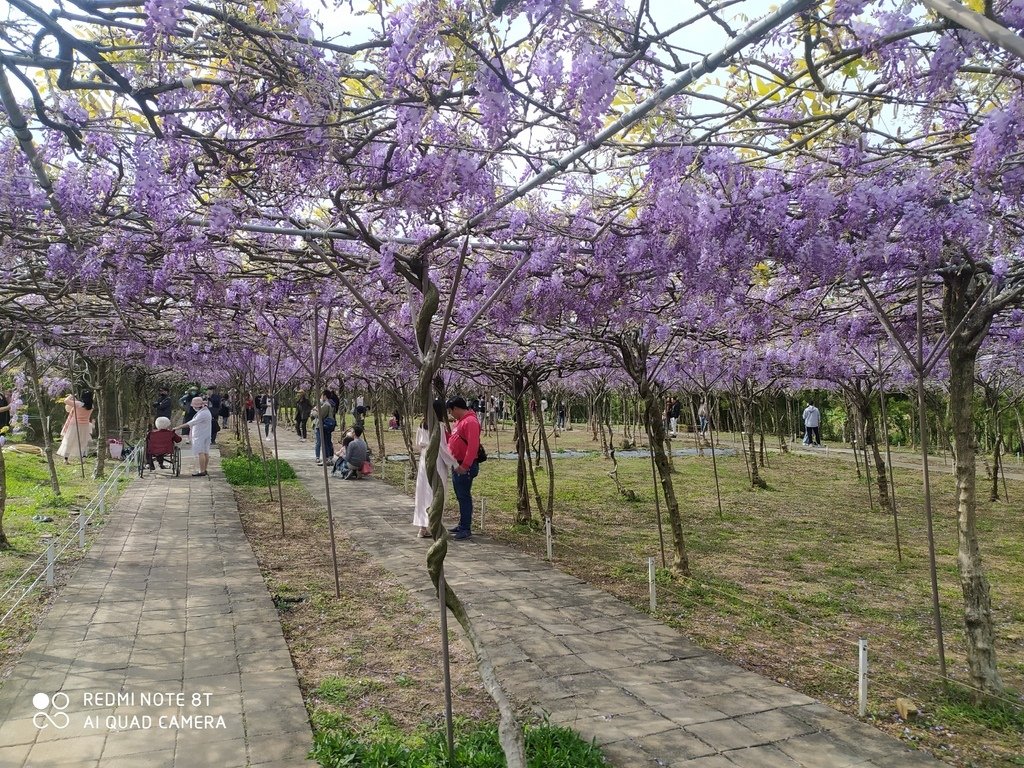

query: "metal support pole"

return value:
[648, 557, 657, 612]
[858, 639, 868, 717]
[545, 517, 552, 561]
[78, 512, 86, 548]
[438, 567, 455, 759]
[44, 536, 55, 587]
[99, 485, 106, 515]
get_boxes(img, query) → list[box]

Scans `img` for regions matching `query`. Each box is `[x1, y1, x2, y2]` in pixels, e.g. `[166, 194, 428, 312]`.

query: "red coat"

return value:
[447, 411, 481, 471]
[147, 428, 182, 455]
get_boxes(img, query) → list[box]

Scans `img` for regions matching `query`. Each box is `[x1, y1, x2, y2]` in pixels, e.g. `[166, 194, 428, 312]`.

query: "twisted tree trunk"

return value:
[619, 336, 689, 576]
[528, 378, 555, 523]
[740, 381, 767, 489]
[511, 372, 531, 523]
[92, 358, 107, 480]
[20, 344, 60, 495]
[414, 267, 526, 767]
[944, 269, 1004, 699]
[848, 381, 892, 515]
[0, 445, 10, 549]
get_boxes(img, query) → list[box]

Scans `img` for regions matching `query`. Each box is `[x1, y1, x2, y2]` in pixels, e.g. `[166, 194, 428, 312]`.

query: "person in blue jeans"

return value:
[445, 396, 481, 540]
[314, 393, 336, 465]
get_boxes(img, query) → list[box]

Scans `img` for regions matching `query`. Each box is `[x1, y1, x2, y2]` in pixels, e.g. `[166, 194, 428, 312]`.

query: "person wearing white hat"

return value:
[176, 396, 213, 476]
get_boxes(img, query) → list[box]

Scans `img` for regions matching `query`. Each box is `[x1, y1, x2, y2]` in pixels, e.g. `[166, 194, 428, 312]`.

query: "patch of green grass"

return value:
[222, 454, 296, 485]
[801, 591, 843, 616]
[311, 708, 350, 732]
[309, 721, 606, 768]
[608, 563, 638, 578]
[933, 687, 1024, 734]
[315, 677, 384, 705]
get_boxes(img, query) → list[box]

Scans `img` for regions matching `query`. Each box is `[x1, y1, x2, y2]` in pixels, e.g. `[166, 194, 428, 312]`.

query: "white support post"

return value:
[403, 463, 410, 494]
[648, 557, 657, 612]
[44, 536, 55, 587]
[99, 485, 106, 515]
[78, 512, 86, 548]
[545, 517, 552, 561]
[858, 639, 868, 717]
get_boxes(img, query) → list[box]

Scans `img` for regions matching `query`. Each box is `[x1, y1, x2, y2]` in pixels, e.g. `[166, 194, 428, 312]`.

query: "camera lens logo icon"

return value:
[32, 692, 70, 729]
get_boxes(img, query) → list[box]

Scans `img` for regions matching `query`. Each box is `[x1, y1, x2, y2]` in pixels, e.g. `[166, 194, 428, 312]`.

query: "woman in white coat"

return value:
[56, 392, 94, 463]
[413, 401, 458, 538]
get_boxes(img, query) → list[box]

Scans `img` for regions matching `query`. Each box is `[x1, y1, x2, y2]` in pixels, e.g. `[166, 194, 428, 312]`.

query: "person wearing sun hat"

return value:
[176, 396, 213, 477]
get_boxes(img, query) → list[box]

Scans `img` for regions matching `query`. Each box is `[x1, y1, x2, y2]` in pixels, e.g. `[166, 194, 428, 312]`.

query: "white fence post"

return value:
[99, 485, 106, 515]
[480, 497, 485, 532]
[858, 639, 868, 717]
[44, 536, 55, 587]
[545, 517, 552, 561]
[77, 512, 86, 548]
[648, 557, 657, 612]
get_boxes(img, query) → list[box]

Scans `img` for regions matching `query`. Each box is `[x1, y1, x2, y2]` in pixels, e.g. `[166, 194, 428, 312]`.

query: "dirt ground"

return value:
[233, 480, 497, 735]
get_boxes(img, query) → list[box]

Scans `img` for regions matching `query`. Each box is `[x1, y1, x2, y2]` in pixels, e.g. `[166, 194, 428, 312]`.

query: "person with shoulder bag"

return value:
[445, 396, 482, 540]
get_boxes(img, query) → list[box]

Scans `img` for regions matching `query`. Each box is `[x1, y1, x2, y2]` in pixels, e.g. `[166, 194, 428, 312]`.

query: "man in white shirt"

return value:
[178, 397, 213, 476]
[802, 402, 821, 446]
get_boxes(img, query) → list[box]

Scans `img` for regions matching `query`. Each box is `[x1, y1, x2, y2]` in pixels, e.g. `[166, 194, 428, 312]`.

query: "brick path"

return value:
[274, 429, 944, 768]
[0, 450, 313, 768]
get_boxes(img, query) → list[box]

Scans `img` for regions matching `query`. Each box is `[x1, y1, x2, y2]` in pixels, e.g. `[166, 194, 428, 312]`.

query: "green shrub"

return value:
[308, 721, 606, 768]
[222, 454, 296, 486]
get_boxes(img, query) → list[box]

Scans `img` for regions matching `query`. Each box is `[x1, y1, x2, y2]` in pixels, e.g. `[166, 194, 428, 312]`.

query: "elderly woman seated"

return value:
[146, 417, 182, 470]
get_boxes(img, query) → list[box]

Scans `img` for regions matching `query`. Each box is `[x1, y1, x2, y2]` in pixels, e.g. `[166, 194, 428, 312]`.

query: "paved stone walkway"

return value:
[0, 449, 313, 768]
[711, 435, 1024, 482]
[274, 429, 944, 768]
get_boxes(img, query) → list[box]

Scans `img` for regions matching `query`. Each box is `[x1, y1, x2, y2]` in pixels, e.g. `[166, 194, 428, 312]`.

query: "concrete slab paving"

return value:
[273, 428, 946, 768]
[0, 449, 314, 767]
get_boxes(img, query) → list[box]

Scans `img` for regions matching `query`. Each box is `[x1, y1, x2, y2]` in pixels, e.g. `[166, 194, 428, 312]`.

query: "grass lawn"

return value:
[361, 417, 1024, 767]
[0, 447, 132, 681]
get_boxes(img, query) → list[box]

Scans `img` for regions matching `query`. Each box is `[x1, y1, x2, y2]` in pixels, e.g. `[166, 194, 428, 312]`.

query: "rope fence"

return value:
[0, 445, 140, 625]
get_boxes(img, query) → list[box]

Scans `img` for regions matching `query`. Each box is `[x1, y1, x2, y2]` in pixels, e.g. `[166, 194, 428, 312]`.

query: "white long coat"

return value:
[412, 427, 458, 528]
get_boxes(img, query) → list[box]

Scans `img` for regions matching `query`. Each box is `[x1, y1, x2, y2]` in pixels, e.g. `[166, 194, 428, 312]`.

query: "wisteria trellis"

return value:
[3, 0, 1024, 757]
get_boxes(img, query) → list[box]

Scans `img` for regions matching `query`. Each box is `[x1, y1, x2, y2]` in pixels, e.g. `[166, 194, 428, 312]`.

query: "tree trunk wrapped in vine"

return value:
[413, 263, 526, 766]
[618, 333, 690, 577]
[511, 372, 531, 524]
[91, 357, 107, 480]
[943, 266, 1003, 699]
